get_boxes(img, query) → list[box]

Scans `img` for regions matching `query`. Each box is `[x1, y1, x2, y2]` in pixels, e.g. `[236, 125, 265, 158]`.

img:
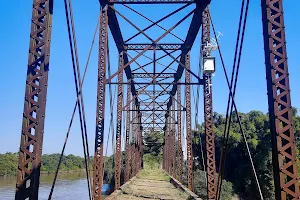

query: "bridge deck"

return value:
[107, 168, 194, 200]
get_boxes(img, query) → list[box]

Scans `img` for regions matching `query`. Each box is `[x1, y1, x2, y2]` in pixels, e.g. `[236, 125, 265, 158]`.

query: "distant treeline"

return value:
[0, 153, 90, 176]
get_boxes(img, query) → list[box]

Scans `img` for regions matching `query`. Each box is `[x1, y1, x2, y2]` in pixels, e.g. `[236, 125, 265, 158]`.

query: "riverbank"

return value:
[0, 171, 108, 200]
[0, 153, 92, 176]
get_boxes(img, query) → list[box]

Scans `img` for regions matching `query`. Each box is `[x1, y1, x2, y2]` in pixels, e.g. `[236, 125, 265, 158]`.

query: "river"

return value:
[0, 172, 108, 199]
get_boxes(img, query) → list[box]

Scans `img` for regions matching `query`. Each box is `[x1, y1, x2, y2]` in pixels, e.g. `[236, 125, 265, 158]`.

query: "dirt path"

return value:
[115, 169, 190, 200]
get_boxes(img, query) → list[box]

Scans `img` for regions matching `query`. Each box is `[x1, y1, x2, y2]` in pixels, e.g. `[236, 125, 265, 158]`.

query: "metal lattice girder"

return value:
[125, 81, 131, 182]
[171, 103, 176, 178]
[165, 0, 211, 126]
[132, 73, 175, 79]
[167, 118, 171, 174]
[16, 1, 53, 199]
[204, 73, 216, 199]
[261, 0, 300, 199]
[115, 52, 124, 190]
[138, 90, 169, 95]
[99, 0, 141, 114]
[125, 43, 182, 50]
[108, 0, 195, 4]
[139, 102, 168, 106]
[93, 5, 108, 200]
[202, 6, 217, 200]
[185, 53, 194, 191]
[138, 113, 143, 170]
[177, 83, 183, 182]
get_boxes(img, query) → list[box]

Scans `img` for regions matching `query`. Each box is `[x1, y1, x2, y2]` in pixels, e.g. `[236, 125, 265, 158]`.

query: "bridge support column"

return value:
[172, 102, 176, 178]
[93, 5, 108, 200]
[16, 1, 53, 199]
[115, 51, 124, 190]
[261, 0, 299, 199]
[125, 80, 131, 182]
[185, 52, 194, 191]
[177, 84, 183, 182]
[202, 6, 217, 200]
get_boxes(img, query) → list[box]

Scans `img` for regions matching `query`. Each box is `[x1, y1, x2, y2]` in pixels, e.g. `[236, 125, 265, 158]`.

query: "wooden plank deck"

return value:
[106, 168, 199, 200]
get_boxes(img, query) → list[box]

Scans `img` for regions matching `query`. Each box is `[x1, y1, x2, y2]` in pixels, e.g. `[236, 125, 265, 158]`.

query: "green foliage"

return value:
[0, 152, 18, 176]
[143, 153, 161, 169]
[41, 153, 86, 173]
[193, 169, 233, 200]
[193, 108, 300, 199]
[143, 131, 164, 156]
[0, 153, 107, 176]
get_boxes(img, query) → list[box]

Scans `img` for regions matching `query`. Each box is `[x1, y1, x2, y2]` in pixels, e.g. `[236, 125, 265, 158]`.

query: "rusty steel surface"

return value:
[185, 53, 194, 191]
[202, 6, 217, 200]
[171, 103, 176, 178]
[108, 0, 195, 3]
[261, 0, 300, 199]
[138, 113, 143, 170]
[92, 5, 108, 200]
[16, 1, 53, 199]
[167, 122, 171, 174]
[124, 44, 182, 50]
[177, 84, 183, 183]
[115, 52, 124, 190]
[125, 81, 131, 183]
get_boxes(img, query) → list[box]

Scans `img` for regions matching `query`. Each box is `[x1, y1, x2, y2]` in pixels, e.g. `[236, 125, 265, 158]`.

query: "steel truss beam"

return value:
[165, 0, 210, 131]
[132, 73, 176, 79]
[107, 82, 203, 85]
[185, 53, 194, 191]
[93, 5, 108, 200]
[261, 0, 300, 199]
[16, 1, 53, 199]
[99, 0, 141, 111]
[125, 81, 131, 182]
[177, 84, 183, 182]
[138, 90, 169, 95]
[171, 103, 176, 177]
[115, 52, 124, 190]
[125, 43, 182, 50]
[202, 6, 217, 200]
[108, 0, 195, 4]
[98, 0, 210, 193]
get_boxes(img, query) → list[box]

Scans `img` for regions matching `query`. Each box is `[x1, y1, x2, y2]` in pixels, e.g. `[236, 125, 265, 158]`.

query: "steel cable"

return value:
[208, 2, 264, 199]
[67, 1, 93, 195]
[216, 0, 247, 197]
[48, 1, 97, 199]
[193, 42, 207, 184]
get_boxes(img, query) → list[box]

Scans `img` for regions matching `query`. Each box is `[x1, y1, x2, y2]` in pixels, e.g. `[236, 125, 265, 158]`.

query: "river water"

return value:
[0, 172, 108, 199]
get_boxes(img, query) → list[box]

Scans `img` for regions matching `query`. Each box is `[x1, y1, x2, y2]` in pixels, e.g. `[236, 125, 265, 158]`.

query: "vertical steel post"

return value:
[185, 52, 194, 191]
[93, 5, 108, 200]
[261, 0, 300, 199]
[16, 1, 53, 199]
[168, 117, 171, 174]
[177, 84, 183, 182]
[202, 6, 217, 199]
[137, 112, 142, 171]
[125, 80, 131, 182]
[171, 103, 176, 178]
[139, 115, 143, 169]
[115, 52, 124, 190]
[163, 131, 166, 170]
[132, 104, 137, 176]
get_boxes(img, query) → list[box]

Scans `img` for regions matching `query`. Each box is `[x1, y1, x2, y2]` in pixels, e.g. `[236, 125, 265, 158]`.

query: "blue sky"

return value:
[0, 1, 299, 156]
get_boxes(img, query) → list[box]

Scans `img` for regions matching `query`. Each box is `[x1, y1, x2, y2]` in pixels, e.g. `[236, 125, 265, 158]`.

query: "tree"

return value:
[143, 131, 163, 156]
[192, 109, 281, 199]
